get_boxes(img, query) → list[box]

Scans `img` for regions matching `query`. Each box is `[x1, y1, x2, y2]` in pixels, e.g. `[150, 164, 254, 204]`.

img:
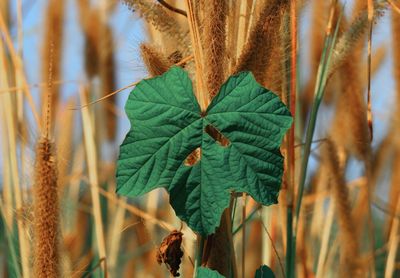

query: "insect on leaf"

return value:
[116, 66, 292, 235]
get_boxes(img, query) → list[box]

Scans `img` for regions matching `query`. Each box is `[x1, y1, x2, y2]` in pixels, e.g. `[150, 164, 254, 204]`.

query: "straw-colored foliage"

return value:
[0, 0, 399, 277]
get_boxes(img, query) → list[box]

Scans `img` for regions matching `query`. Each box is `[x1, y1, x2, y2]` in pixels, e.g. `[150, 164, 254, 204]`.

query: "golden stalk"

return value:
[80, 87, 108, 276]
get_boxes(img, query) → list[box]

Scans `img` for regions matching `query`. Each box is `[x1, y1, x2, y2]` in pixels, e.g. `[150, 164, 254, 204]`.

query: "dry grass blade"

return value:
[99, 23, 117, 141]
[388, 0, 400, 14]
[385, 6, 400, 277]
[80, 87, 108, 276]
[301, 0, 328, 116]
[0, 39, 31, 278]
[1, 1, 398, 277]
[0, 12, 41, 130]
[71, 55, 193, 110]
[41, 0, 64, 130]
[367, 0, 374, 140]
[185, 0, 208, 110]
[98, 187, 175, 232]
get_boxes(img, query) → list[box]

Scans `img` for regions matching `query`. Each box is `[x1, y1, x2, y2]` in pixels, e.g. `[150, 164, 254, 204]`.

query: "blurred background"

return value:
[1, 0, 400, 277]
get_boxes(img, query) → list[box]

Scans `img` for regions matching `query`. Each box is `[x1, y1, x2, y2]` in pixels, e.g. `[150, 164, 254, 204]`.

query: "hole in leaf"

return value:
[184, 148, 201, 166]
[204, 125, 230, 147]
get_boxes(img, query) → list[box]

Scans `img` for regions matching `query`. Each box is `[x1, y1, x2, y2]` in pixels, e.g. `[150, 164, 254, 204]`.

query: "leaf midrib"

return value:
[124, 118, 202, 188]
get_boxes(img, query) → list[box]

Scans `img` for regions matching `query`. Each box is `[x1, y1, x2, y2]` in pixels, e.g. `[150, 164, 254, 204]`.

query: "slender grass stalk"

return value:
[107, 197, 126, 274]
[80, 87, 108, 277]
[41, 0, 64, 128]
[0, 200, 21, 278]
[184, 0, 208, 110]
[241, 194, 246, 278]
[98, 187, 175, 231]
[65, 144, 84, 234]
[232, 205, 261, 236]
[286, 206, 293, 278]
[367, 0, 374, 140]
[385, 195, 400, 277]
[0, 12, 41, 130]
[15, 0, 27, 198]
[291, 2, 342, 276]
[0, 39, 31, 278]
[73, 54, 193, 110]
[315, 201, 335, 277]
[231, 197, 238, 229]
[235, 1, 248, 64]
[56, 99, 75, 192]
[285, 1, 297, 275]
[366, 3, 378, 277]
[385, 5, 400, 277]
[0, 97, 13, 230]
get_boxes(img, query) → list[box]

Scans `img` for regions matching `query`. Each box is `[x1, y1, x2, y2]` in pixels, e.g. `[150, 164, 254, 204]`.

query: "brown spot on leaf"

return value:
[184, 148, 201, 166]
[205, 124, 230, 147]
[156, 230, 184, 277]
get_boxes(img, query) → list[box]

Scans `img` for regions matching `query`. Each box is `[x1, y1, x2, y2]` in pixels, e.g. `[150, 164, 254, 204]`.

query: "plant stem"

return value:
[80, 87, 108, 277]
[0, 200, 21, 278]
[232, 204, 261, 236]
[241, 194, 247, 278]
[286, 1, 297, 275]
[286, 205, 293, 278]
[291, 2, 341, 276]
[231, 197, 238, 229]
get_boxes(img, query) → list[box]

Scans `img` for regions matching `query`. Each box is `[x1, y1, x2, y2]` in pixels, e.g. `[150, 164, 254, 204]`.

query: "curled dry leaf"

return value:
[156, 230, 184, 277]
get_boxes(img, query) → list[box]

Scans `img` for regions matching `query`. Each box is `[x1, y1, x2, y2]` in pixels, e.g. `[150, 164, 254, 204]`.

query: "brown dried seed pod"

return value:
[156, 230, 184, 277]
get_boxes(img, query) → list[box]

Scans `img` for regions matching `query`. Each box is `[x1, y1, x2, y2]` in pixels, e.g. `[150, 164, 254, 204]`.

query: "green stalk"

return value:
[0, 200, 21, 278]
[232, 205, 261, 236]
[286, 205, 293, 278]
[290, 6, 343, 277]
[231, 197, 238, 230]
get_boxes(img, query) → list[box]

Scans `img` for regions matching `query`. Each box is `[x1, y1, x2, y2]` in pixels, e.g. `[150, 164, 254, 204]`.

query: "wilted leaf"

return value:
[156, 230, 184, 277]
[117, 66, 292, 235]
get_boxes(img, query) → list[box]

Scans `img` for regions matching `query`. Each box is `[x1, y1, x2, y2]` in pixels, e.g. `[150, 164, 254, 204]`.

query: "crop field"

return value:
[0, 0, 400, 277]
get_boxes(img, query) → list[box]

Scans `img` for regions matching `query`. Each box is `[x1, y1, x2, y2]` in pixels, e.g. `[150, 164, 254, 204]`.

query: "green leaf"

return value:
[196, 267, 225, 278]
[254, 265, 275, 278]
[116, 66, 292, 235]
